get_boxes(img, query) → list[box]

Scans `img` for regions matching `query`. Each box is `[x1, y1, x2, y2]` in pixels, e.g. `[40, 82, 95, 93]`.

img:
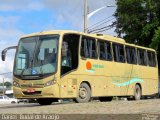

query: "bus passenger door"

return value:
[59, 34, 80, 98]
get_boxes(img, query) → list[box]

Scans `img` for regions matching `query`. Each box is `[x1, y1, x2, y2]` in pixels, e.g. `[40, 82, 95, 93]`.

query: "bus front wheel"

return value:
[134, 84, 141, 100]
[75, 83, 91, 103]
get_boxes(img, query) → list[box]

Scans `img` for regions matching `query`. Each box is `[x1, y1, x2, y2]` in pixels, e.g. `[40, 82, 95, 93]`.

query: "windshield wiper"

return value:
[20, 68, 26, 78]
[20, 67, 32, 78]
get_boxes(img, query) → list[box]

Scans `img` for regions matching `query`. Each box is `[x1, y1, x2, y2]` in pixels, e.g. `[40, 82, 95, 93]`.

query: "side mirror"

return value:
[1, 46, 17, 61]
[2, 49, 7, 61]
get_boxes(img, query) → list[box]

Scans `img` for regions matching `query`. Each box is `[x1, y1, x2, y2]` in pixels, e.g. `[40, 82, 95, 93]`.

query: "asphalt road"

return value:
[0, 99, 160, 114]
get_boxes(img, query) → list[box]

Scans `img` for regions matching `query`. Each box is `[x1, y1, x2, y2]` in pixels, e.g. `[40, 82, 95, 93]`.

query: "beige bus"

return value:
[2, 30, 158, 105]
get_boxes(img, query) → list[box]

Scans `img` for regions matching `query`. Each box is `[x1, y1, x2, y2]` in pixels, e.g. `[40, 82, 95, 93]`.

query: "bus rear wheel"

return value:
[99, 97, 113, 102]
[134, 84, 141, 100]
[37, 98, 53, 105]
[75, 83, 91, 103]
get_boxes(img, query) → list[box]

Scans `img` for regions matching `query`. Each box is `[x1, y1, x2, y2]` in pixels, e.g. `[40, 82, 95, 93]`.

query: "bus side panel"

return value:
[107, 62, 125, 96]
[119, 64, 135, 96]
[59, 74, 78, 98]
[143, 67, 158, 95]
[107, 62, 138, 97]
[78, 59, 108, 97]
[126, 65, 141, 95]
[128, 65, 158, 96]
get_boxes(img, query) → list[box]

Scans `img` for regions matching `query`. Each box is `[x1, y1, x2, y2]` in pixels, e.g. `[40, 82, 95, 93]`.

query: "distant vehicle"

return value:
[5, 90, 28, 103]
[5, 90, 13, 94]
[17, 99, 29, 103]
[0, 95, 18, 104]
[5, 90, 14, 98]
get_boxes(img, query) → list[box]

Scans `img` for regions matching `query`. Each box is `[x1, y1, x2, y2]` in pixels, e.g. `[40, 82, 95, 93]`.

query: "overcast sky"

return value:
[0, 0, 116, 82]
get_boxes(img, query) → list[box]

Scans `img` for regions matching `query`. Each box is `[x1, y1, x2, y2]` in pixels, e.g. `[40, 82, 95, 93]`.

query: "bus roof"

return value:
[21, 30, 156, 52]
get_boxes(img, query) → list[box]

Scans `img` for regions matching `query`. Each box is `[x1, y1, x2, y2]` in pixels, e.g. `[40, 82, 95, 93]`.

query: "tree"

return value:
[0, 81, 12, 88]
[150, 27, 160, 50]
[150, 27, 160, 64]
[115, 0, 147, 45]
[4, 82, 12, 88]
[115, 0, 160, 68]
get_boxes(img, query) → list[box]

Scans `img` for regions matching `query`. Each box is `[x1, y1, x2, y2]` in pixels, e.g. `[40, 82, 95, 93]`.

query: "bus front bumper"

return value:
[13, 84, 60, 99]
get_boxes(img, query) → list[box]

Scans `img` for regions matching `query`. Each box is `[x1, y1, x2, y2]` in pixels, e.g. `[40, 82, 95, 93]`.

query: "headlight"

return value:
[13, 81, 20, 87]
[44, 80, 56, 87]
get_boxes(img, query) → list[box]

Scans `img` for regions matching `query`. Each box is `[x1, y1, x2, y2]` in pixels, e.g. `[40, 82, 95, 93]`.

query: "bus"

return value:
[2, 30, 158, 105]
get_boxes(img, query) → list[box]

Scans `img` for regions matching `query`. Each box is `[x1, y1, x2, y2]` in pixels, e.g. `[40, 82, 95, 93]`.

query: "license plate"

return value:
[27, 88, 35, 93]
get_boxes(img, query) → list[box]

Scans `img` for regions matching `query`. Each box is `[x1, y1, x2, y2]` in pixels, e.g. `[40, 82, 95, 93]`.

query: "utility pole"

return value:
[84, 0, 115, 33]
[84, 0, 88, 33]
[0, 72, 12, 95]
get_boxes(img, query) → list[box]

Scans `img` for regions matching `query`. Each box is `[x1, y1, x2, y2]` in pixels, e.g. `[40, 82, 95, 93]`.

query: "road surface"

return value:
[0, 99, 160, 114]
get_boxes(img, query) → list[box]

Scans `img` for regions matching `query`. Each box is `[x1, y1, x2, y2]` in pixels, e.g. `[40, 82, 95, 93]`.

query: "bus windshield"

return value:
[14, 35, 59, 78]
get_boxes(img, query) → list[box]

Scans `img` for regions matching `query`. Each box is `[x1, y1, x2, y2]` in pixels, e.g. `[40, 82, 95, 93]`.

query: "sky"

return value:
[0, 0, 116, 83]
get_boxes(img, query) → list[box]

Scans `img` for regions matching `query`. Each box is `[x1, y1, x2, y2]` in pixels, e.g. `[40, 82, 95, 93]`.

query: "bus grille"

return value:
[23, 91, 41, 95]
[21, 84, 44, 88]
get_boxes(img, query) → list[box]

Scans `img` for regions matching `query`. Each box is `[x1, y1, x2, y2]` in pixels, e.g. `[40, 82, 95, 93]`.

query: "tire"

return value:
[75, 83, 91, 103]
[11, 101, 16, 104]
[99, 97, 113, 102]
[134, 84, 141, 100]
[37, 98, 53, 105]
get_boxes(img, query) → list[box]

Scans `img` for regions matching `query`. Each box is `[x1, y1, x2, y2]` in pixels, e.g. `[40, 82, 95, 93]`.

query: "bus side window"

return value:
[81, 36, 97, 59]
[98, 41, 106, 60]
[98, 40, 112, 61]
[147, 51, 156, 67]
[126, 46, 137, 64]
[113, 43, 125, 63]
[137, 49, 147, 66]
[105, 41, 112, 61]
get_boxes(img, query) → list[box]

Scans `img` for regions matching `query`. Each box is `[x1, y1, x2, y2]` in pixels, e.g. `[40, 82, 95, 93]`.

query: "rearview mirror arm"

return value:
[2, 46, 17, 61]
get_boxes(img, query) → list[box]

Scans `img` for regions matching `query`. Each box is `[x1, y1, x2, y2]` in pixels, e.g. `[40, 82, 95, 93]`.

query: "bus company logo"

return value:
[85, 61, 104, 74]
[85, 61, 95, 74]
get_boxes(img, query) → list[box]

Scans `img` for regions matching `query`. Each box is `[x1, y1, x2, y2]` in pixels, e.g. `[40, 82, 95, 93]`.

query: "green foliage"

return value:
[115, 0, 147, 45]
[115, 0, 160, 46]
[4, 82, 12, 88]
[0, 81, 12, 88]
[150, 27, 160, 51]
[115, 0, 160, 68]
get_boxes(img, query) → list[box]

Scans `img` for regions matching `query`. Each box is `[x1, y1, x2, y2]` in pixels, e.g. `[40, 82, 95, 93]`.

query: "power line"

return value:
[89, 22, 116, 33]
[93, 25, 116, 33]
[89, 24, 113, 33]
[88, 17, 115, 32]
[0, 72, 12, 76]
[92, 26, 115, 33]
[89, 23, 116, 34]
[88, 15, 113, 29]
[89, 17, 115, 30]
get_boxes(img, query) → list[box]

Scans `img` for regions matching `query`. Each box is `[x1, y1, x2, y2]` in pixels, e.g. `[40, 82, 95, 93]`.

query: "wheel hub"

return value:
[79, 88, 87, 99]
